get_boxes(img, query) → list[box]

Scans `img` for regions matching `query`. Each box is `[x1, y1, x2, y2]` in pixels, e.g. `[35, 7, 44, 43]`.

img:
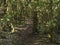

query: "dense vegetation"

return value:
[0, 0, 60, 45]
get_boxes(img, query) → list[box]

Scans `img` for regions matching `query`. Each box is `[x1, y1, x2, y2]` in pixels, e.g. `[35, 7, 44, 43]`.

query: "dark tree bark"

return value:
[32, 11, 39, 34]
[4, 0, 6, 15]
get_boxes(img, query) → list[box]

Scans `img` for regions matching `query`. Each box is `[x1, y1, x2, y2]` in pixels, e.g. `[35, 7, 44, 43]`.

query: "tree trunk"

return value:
[4, 0, 6, 15]
[32, 11, 39, 34]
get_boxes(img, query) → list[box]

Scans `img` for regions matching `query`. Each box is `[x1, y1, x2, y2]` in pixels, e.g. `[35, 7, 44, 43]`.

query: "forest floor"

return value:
[0, 24, 60, 45]
[0, 31, 60, 45]
[23, 34, 60, 45]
